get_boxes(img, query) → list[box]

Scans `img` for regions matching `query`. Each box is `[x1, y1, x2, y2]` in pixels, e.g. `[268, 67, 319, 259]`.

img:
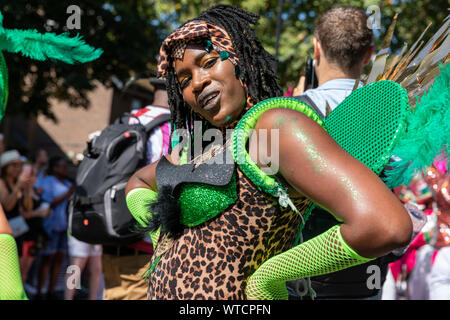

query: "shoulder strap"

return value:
[143, 113, 171, 133]
[293, 95, 325, 119]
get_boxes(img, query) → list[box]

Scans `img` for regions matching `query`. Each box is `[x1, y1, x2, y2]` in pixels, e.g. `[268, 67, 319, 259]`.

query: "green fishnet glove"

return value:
[0, 234, 28, 300]
[126, 188, 160, 245]
[245, 225, 374, 300]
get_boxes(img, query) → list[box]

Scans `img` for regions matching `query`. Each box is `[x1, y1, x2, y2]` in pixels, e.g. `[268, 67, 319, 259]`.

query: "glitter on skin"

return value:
[340, 176, 359, 201]
[287, 121, 361, 200]
[291, 127, 328, 175]
[273, 116, 286, 128]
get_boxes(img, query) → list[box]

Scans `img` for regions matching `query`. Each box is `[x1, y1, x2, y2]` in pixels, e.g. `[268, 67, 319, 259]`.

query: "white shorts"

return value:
[68, 235, 103, 258]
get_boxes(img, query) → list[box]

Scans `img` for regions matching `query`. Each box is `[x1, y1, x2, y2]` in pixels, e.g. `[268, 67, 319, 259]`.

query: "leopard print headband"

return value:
[157, 20, 256, 128]
[157, 20, 239, 79]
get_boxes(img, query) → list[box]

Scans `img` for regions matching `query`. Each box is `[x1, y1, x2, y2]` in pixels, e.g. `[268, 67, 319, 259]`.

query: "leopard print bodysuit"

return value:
[147, 167, 309, 299]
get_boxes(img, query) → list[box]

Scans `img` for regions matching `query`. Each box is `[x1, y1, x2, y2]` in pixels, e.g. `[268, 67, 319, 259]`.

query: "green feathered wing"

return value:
[383, 62, 450, 188]
[0, 29, 103, 64]
[0, 10, 103, 121]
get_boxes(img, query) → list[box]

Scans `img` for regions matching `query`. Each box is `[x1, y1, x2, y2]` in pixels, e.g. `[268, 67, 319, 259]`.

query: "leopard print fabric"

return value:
[157, 20, 239, 79]
[147, 167, 310, 300]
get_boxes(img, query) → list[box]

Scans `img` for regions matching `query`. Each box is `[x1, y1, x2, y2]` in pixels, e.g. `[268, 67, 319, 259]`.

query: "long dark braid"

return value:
[166, 4, 283, 137]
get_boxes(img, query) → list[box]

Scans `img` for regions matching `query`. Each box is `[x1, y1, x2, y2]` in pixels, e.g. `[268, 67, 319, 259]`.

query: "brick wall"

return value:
[36, 82, 113, 162]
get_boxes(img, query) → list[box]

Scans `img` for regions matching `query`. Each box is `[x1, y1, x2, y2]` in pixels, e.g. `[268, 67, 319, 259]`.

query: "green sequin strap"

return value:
[231, 97, 326, 211]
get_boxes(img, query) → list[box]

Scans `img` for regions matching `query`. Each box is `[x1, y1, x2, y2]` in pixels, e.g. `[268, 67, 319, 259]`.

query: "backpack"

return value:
[68, 112, 171, 245]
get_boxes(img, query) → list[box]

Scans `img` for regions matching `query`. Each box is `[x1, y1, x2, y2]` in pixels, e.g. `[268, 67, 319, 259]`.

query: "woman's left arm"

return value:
[246, 108, 412, 299]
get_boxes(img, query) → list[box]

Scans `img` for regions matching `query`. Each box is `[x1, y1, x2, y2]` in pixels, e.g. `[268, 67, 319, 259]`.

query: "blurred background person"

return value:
[292, 6, 373, 116]
[382, 157, 449, 299]
[64, 234, 103, 300]
[19, 159, 52, 296]
[36, 156, 73, 299]
[0, 150, 34, 258]
[18, 166, 52, 286]
[101, 76, 171, 300]
[32, 148, 49, 195]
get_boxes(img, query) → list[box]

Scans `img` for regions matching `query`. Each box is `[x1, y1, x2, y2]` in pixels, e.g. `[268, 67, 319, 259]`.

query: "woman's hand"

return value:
[17, 166, 35, 191]
[254, 108, 412, 258]
[38, 207, 52, 218]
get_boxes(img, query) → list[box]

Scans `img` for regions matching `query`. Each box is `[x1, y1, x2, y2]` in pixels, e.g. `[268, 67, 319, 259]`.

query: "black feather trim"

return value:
[136, 185, 183, 238]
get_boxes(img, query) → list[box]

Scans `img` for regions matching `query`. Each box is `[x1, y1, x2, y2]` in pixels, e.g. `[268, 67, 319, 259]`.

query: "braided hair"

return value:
[166, 4, 283, 135]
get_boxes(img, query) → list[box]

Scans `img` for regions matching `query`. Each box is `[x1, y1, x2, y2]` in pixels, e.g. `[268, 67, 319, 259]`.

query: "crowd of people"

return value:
[0, 4, 448, 301]
[0, 147, 101, 299]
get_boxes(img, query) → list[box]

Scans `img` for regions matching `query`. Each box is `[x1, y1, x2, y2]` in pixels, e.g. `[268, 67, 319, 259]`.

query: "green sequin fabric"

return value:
[326, 80, 409, 175]
[178, 172, 238, 227]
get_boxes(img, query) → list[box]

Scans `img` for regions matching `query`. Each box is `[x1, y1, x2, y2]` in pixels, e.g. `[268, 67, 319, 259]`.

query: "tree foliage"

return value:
[1, 0, 447, 119]
[154, 0, 448, 88]
[1, 0, 169, 120]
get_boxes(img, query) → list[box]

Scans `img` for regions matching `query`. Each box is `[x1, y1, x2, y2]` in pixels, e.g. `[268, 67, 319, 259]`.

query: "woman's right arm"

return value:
[124, 150, 180, 235]
[125, 149, 178, 195]
[125, 159, 161, 230]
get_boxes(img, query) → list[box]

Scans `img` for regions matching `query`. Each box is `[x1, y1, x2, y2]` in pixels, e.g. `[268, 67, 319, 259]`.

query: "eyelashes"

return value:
[203, 57, 218, 69]
[179, 56, 219, 90]
[180, 77, 190, 90]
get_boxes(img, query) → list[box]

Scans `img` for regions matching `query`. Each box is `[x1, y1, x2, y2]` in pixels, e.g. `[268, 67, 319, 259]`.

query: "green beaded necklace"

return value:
[231, 97, 326, 214]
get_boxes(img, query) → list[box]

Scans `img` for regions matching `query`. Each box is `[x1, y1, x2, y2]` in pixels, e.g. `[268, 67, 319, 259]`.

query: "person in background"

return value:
[0, 150, 34, 258]
[101, 76, 171, 300]
[382, 158, 449, 300]
[32, 148, 49, 195]
[36, 156, 73, 299]
[64, 234, 103, 300]
[17, 164, 51, 287]
[0, 150, 49, 293]
[427, 159, 450, 299]
[292, 6, 373, 116]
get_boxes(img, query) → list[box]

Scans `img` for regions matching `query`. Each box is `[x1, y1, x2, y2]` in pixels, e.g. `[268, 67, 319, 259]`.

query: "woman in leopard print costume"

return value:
[125, 4, 412, 300]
